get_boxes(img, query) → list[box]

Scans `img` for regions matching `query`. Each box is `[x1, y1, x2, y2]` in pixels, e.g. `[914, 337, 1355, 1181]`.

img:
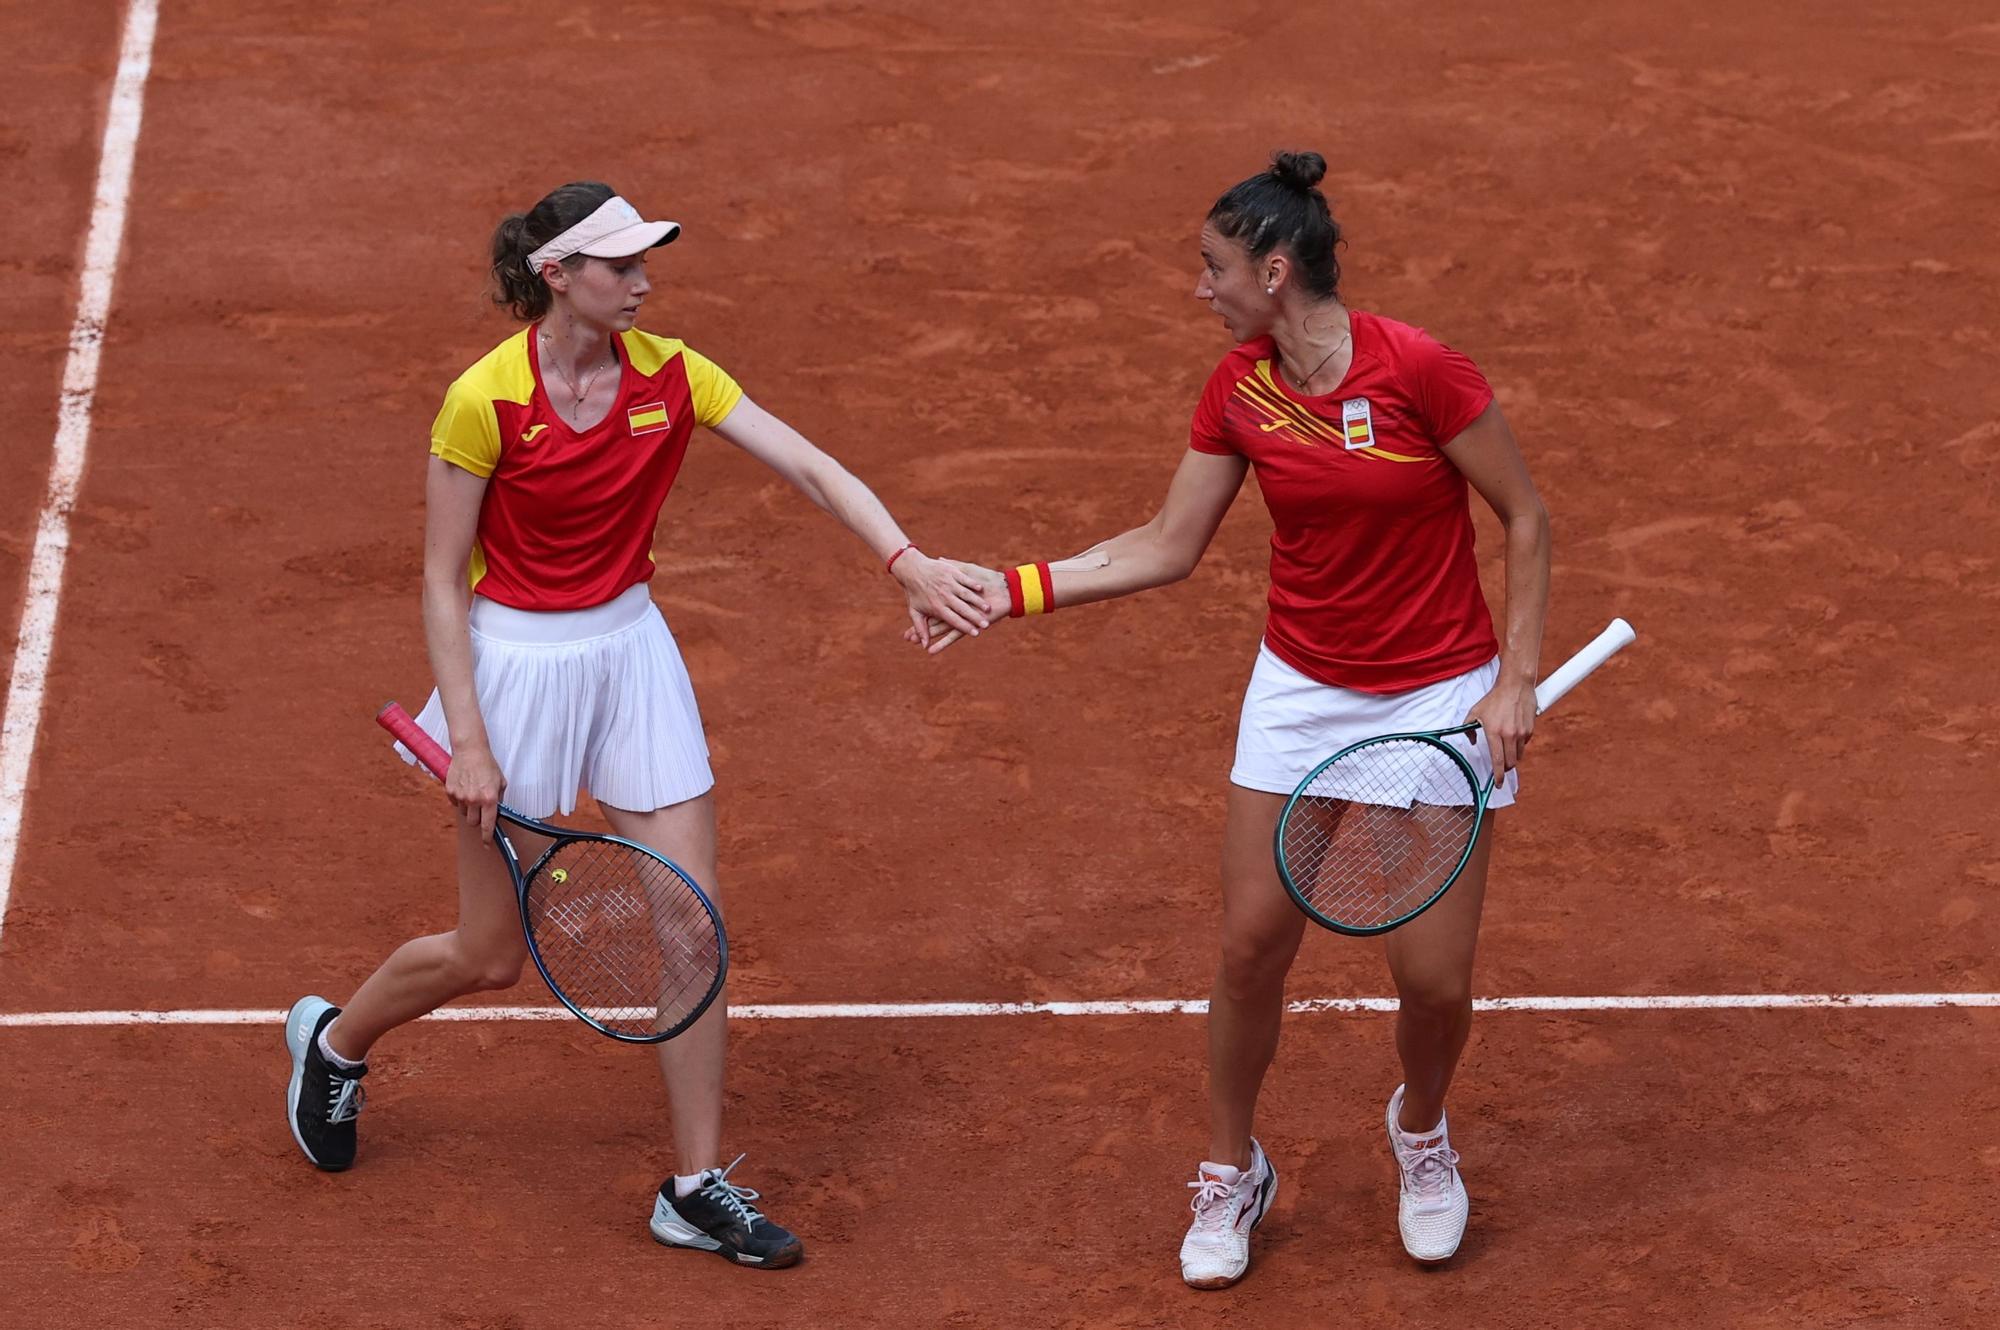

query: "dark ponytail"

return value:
[489, 180, 618, 321]
[1208, 150, 1343, 301]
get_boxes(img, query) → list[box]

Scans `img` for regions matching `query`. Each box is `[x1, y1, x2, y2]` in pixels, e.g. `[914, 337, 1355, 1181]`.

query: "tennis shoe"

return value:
[1179, 1138, 1278, 1289]
[649, 1155, 802, 1268]
[284, 996, 367, 1172]
[1386, 1084, 1468, 1263]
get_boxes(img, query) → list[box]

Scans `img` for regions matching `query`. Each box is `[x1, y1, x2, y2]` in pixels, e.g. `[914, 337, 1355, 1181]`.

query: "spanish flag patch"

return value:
[627, 401, 671, 436]
[1340, 398, 1374, 450]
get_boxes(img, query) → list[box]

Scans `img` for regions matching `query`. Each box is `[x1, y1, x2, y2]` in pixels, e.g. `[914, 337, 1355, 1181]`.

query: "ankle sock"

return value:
[1396, 1115, 1446, 1147]
[317, 1027, 363, 1071]
[673, 1170, 713, 1199]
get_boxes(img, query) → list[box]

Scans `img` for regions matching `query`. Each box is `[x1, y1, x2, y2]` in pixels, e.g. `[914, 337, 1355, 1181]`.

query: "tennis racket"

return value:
[376, 702, 727, 1044]
[1275, 618, 1636, 937]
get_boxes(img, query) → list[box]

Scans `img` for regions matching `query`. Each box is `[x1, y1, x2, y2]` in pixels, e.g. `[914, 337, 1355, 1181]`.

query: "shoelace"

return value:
[699, 1154, 768, 1229]
[1186, 1174, 1240, 1232]
[326, 1075, 365, 1126]
[1399, 1139, 1461, 1201]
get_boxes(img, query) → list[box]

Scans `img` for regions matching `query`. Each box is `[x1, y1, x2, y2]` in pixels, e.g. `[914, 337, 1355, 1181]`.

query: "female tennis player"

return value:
[281, 180, 992, 1268]
[917, 151, 1550, 1286]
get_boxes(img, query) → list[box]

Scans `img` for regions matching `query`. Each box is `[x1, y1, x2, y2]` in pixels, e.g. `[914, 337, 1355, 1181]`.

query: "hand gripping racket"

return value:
[376, 703, 727, 1043]
[1275, 618, 1636, 937]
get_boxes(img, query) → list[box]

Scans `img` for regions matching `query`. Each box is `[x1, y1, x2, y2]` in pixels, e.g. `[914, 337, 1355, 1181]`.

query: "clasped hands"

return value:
[896, 548, 1108, 654]
[888, 551, 1006, 650]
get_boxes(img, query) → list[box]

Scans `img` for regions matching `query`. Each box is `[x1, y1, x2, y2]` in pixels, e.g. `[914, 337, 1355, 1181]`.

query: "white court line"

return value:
[1, 992, 1996, 1028]
[0, 0, 160, 943]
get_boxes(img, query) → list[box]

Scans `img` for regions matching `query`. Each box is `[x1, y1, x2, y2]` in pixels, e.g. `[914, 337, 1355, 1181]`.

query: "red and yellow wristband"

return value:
[1002, 562, 1055, 618]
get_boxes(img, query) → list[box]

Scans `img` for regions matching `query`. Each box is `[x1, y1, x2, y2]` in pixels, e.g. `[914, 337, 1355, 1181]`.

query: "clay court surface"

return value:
[3, 2, 1996, 1326]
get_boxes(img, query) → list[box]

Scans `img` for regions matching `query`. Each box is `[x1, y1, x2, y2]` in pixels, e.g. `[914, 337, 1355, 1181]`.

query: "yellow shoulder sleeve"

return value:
[429, 378, 502, 478]
[679, 346, 745, 429]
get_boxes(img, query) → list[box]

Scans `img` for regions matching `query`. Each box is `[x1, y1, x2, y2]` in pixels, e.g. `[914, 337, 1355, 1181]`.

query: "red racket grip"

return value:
[376, 702, 453, 783]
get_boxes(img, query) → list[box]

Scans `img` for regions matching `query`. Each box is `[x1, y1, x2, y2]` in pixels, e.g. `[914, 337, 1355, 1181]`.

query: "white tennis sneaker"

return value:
[1178, 1138, 1278, 1289]
[1386, 1084, 1468, 1262]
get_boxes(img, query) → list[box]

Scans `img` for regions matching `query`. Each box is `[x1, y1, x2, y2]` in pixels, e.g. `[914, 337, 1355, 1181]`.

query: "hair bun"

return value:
[1271, 150, 1327, 191]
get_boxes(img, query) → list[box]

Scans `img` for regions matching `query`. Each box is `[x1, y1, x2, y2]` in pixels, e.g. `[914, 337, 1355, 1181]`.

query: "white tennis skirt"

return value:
[396, 583, 713, 819]
[1231, 643, 1518, 808]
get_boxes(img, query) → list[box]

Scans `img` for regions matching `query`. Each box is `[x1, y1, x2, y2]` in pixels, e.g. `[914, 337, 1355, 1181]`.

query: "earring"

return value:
[1265, 286, 1275, 295]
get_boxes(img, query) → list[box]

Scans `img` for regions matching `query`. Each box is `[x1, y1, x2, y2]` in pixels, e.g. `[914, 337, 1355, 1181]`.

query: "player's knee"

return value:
[1396, 974, 1472, 1018]
[469, 950, 527, 992]
[1217, 927, 1297, 996]
[446, 939, 526, 994]
[474, 959, 525, 992]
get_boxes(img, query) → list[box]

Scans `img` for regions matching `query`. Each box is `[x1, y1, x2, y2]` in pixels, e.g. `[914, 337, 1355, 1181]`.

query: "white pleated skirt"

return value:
[396, 583, 713, 819]
[1231, 643, 1518, 808]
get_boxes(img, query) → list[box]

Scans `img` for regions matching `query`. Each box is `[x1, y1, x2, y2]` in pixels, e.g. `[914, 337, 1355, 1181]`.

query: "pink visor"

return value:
[526, 196, 679, 275]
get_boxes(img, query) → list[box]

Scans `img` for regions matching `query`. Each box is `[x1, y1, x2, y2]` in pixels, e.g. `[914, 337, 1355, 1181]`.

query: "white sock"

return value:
[317, 1026, 363, 1070]
[673, 1170, 713, 1198]
[1395, 1114, 1446, 1146]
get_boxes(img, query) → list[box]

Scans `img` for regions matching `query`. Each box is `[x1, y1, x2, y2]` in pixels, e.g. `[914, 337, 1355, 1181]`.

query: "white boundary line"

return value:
[0, 0, 160, 941]
[1, 993, 1995, 1028]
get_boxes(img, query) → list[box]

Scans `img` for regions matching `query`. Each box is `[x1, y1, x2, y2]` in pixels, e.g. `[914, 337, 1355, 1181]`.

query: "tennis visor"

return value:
[527, 195, 679, 275]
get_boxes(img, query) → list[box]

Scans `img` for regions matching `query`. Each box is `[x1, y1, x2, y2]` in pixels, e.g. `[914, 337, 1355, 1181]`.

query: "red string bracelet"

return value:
[884, 542, 919, 574]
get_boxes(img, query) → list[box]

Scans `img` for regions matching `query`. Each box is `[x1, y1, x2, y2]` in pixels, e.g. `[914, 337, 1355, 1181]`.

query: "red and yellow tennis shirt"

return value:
[1189, 311, 1500, 694]
[429, 327, 743, 610]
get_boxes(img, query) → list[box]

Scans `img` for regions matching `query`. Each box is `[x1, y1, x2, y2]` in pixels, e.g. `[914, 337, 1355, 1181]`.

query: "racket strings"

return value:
[538, 878, 717, 1028]
[525, 839, 722, 1038]
[1280, 737, 1481, 931]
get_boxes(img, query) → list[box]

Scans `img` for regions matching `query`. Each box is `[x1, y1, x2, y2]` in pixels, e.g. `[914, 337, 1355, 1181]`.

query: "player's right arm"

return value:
[421, 455, 506, 836]
[1036, 448, 1248, 605]
[918, 448, 1248, 651]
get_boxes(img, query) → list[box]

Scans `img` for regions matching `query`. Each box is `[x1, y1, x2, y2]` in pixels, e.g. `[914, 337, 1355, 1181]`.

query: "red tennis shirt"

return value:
[429, 326, 743, 611]
[1189, 311, 1499, 693]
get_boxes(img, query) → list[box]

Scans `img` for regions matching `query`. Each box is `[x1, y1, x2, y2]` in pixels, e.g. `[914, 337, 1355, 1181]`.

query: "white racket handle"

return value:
[1533, 618, 1635, 715]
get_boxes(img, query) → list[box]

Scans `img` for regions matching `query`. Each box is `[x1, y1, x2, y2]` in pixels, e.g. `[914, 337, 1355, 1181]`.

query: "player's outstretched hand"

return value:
[903, 560, 1007, 654]
[891, 551, 996, 647]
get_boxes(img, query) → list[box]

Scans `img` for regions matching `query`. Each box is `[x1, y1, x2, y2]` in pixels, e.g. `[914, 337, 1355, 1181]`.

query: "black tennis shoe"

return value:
[649, 1156, 802, 1268]
[284, 995, 367, 1171]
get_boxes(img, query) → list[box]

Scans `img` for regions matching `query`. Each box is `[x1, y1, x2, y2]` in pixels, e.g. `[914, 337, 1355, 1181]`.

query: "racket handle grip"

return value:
[376, 702, 453, 782]
[1534, 618, 1636, 715]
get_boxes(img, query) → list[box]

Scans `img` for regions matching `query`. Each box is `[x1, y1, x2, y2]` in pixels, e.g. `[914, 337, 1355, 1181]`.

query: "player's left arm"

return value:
[709, 394, 993, 643]
[1441, 400, 1552, 773]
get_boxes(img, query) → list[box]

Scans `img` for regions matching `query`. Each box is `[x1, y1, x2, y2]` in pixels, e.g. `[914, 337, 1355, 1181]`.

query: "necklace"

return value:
[540, 331, 615, 405]
[1283, 325, 1352, 393]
